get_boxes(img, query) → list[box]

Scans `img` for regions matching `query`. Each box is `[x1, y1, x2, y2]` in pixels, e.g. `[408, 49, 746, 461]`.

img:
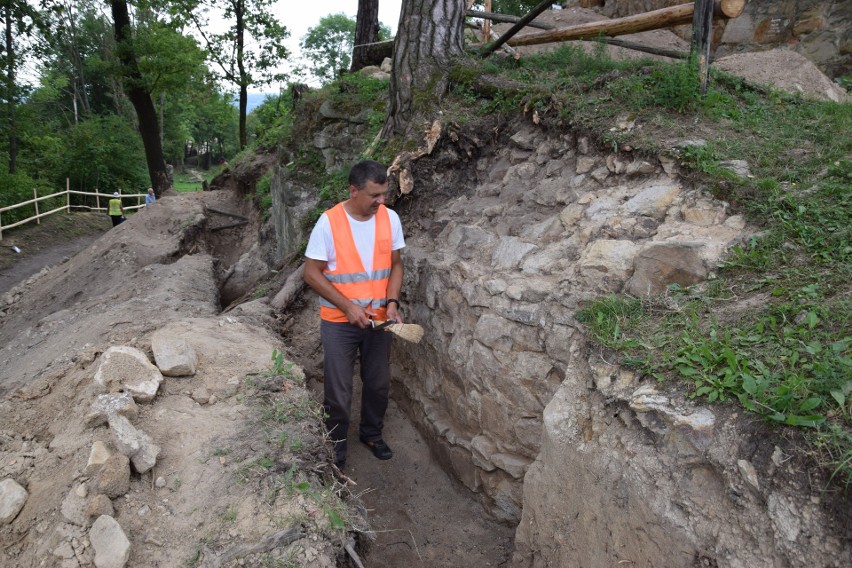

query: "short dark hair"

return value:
[348, 160, 387, 189]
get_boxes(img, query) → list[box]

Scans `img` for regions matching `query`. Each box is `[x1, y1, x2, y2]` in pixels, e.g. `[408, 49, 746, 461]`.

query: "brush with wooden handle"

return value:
[371, 319, 424, 343]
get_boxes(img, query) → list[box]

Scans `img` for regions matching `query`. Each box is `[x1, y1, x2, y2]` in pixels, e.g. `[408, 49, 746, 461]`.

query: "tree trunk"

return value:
[4, 5, 17, 174]
[110, 0, 170, 195]
[65, 7, 91, 117]
[383, 0, 466, 139]
[236, 0, 248, 149]
[351, 0, 380, 71]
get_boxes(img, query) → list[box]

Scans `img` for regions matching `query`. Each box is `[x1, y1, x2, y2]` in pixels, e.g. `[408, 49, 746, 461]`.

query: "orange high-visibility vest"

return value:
[320, 202, 392, 323]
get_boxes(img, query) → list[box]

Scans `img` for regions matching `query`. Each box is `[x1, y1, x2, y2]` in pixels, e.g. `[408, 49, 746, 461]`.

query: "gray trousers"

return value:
[320, 320, 392, 465]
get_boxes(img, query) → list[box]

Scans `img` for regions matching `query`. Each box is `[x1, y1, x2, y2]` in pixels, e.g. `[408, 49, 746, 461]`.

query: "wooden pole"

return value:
[468, 11, 687, 59]
[466, 10, 552, 30]
[692, 0, 714, 95]
[95, 188, 100, 211]
[33, 188, 40, 225]
[504, 1, 744, 48]
[484, 0, 492, 43]
[480, 0, 556, 57]
[66, 178, 70, 214]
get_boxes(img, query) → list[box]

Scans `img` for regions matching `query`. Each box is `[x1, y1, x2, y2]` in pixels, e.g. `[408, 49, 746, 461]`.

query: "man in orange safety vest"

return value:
[303, 160, 406, 471]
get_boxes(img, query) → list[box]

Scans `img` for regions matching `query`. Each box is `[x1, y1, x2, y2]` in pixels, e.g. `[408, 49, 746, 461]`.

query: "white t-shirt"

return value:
[305, 206, 405, 272]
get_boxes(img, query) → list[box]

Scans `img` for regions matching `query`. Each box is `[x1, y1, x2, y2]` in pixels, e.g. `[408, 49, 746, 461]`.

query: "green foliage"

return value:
[480, 1, 557, 16]
[60, 115, 150, 192]
[268, 349, 296, 379]
[5, 2, 240, 193]
[299, 13, 356, 84]
[262, 397, 321, 425]
[248, 92, 294, 151]
[576, 295, 647, 351]
[173, 0, 291, 88]
[255, 172, 274, 221]
[0, 172, 54, 226]
[278, 465, 347, 531]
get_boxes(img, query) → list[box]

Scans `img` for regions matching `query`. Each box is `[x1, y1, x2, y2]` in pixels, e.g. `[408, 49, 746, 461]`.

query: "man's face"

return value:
[349, 180, 388, 219]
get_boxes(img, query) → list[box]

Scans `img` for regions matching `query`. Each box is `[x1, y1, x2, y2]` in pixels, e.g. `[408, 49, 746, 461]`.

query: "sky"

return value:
[248, 0, 404, 92]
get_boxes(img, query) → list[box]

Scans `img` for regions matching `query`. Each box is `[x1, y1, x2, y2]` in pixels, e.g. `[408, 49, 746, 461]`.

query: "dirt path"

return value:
[0, 212, 108, 295]
[0, 234, 102, 295]
[320, 381, 514, 567]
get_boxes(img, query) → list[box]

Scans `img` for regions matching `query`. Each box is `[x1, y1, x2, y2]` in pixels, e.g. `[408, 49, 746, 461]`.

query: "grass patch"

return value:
[173, 166, 224, 192]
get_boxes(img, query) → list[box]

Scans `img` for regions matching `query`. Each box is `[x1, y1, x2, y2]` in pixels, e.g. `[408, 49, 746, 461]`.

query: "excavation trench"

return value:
[272, 285, 514, 567]
[185, 186, 517, 565]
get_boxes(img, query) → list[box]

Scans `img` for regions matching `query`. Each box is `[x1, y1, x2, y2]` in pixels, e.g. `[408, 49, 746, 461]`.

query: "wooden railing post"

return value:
[691, 0, 714, 96]
[66, 178, 70, 213]
[33, 188, 40, 225]
[484, 0, 492, 43]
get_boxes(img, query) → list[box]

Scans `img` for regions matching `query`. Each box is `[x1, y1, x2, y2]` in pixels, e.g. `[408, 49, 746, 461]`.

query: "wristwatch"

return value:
[387, 299, 400, 307]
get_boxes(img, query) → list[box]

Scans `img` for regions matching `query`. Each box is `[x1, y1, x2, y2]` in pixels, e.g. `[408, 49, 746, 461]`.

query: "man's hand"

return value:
[386, 302, 403, 324]
[344, 303, 373, 328]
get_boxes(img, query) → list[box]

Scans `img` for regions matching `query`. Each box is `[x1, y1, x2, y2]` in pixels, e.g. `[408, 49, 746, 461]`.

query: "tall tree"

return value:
[110, 0, 169, 194]
[383, 0, 465, 139]
[300, 13, 356, 84]
[172, 0, 289, 149]
[351, 0, 380, 72]
[1, 0, 37, 174]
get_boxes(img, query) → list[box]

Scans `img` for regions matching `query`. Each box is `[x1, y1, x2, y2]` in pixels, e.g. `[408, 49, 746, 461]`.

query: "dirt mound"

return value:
[0, 185, 513, 567]
[714, 49, 850, 102]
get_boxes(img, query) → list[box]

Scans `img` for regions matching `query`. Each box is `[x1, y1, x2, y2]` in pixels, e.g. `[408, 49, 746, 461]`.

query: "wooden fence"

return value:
[0, 179, 148, 240]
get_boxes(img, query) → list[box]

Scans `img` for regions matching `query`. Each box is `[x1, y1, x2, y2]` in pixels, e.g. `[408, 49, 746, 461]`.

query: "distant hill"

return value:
[238, 92, 280, 114]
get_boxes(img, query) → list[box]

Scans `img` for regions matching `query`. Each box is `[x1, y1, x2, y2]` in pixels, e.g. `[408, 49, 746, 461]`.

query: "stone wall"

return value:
[565, 0, 850, 78]
[273, 95, 849, 566]
[387, 121, 847, 565]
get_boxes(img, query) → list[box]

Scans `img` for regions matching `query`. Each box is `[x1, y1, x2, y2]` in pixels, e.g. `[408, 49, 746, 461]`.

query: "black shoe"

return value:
[360, 437, 393, 460]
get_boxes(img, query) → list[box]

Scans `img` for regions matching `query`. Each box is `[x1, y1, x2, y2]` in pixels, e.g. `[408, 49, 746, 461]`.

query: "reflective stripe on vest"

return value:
[108, 198, 122, 216]
[320, 202, 392, 323]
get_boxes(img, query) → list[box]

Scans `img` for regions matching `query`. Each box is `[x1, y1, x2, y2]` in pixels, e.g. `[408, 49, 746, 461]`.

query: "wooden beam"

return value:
[350, 39, 394, 66]
[465, 10, 555, 30]
[591, 37, 687, 60]
[505, 1, 744, 48]
[480, 0, 557, 57]
[467, 9, 687, 59]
